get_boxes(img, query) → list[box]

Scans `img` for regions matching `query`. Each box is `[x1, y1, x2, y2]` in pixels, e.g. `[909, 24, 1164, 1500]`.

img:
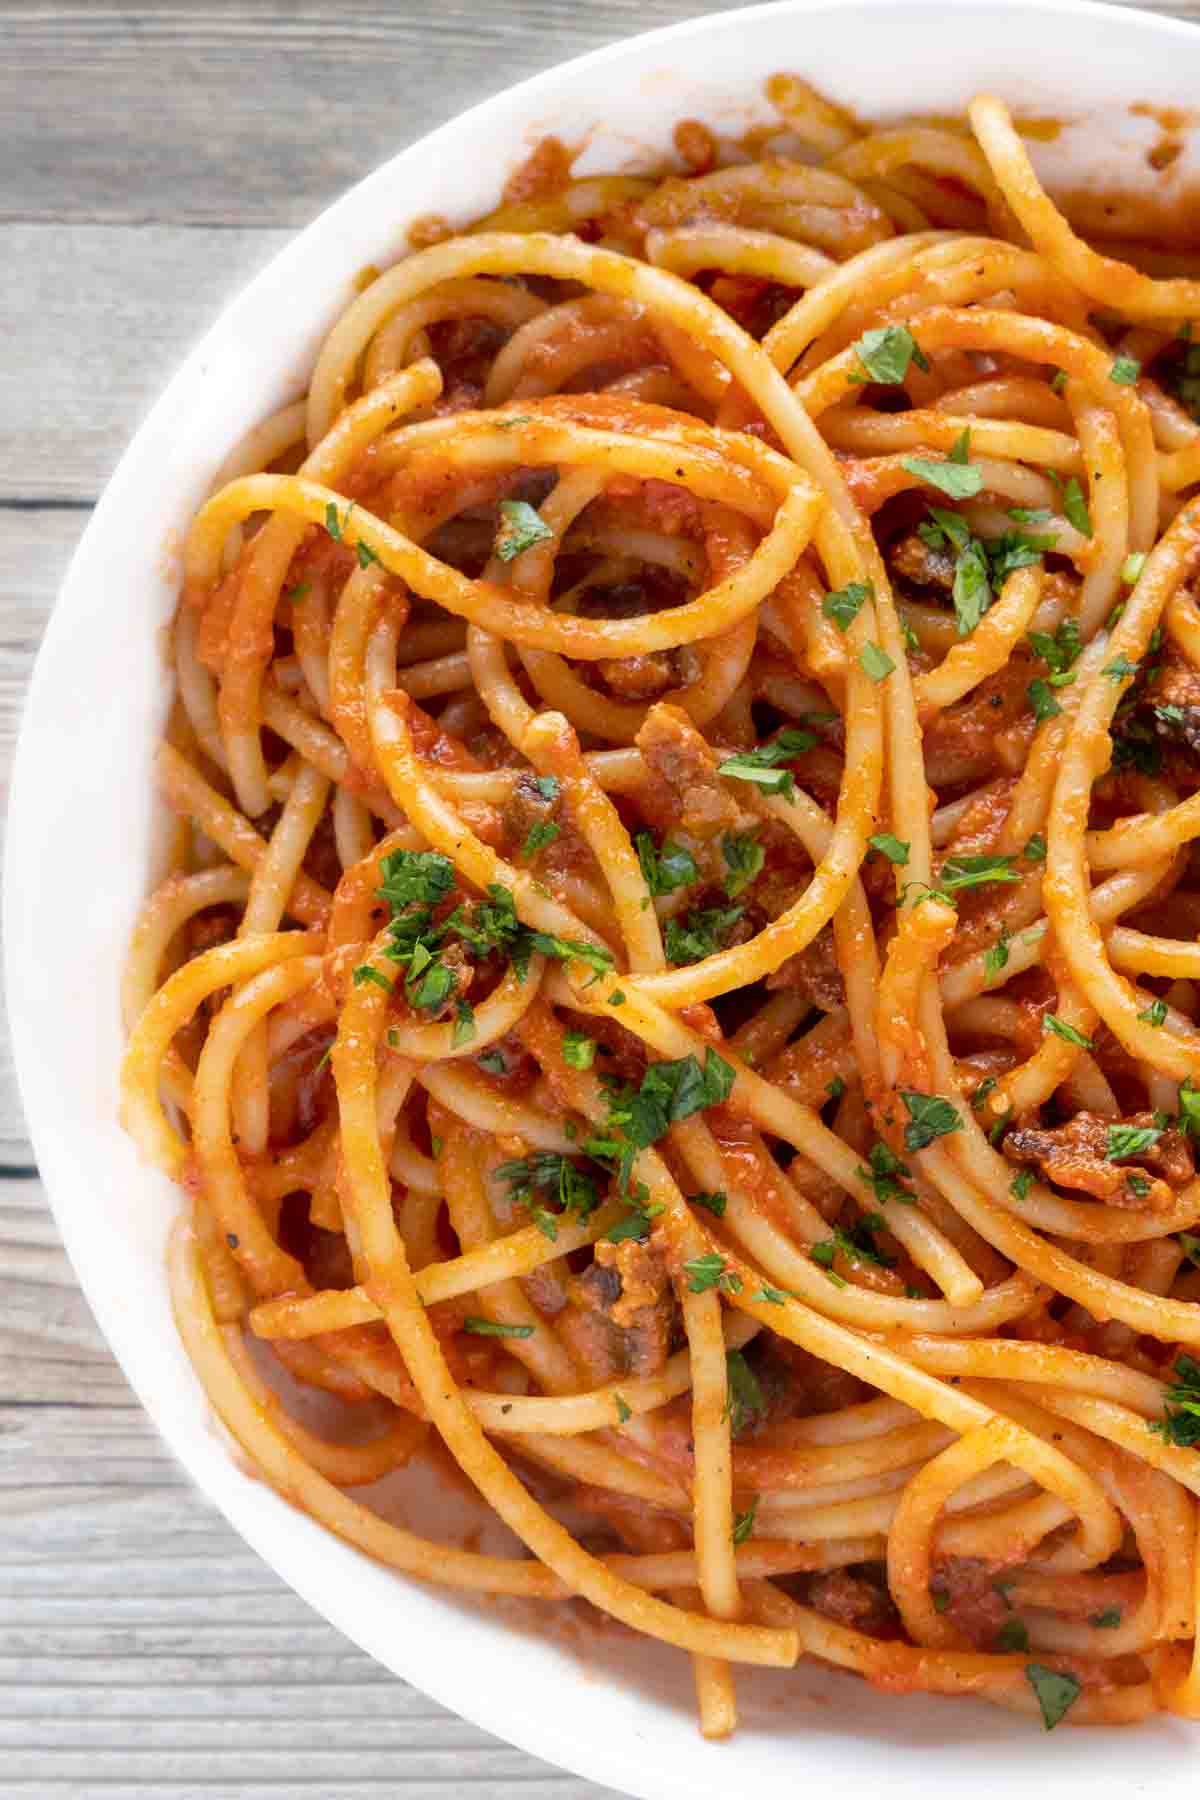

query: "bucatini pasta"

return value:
[122, 77, 1200, 1738]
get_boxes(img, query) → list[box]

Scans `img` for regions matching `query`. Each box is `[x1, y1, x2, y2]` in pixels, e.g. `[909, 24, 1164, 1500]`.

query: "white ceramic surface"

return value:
[8, 2, 1200, 1793]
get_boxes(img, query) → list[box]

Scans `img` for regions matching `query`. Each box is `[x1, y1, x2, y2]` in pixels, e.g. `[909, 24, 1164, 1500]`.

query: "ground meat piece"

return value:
[940, 777, 1018, 860]
[597, 651, 678, 700]
[623, 478, 702, 539]
[571, 1486, 689, 1554]
[1005, 1108, 1193, 1210]
[930, 1557, 1014, 1649]
[501, 136, 573, 206]
[765, 922, 845, 1010]
[673, 118, 718, 175]
[188, 905, 239, 956]
[753, 1338, 869, 1420]
[922, 660, 1032, 786]
[520, 1263, 569, 1317]
[807, 1567, 900, 1638]
[561, 1237, 678, 1381]
[888, 530, 956, 593]
[502, 771, 558, 857]
[593, 1236, 669, 1330]
[1152, 645, 1200, 752]
[635, 702, 742, 839]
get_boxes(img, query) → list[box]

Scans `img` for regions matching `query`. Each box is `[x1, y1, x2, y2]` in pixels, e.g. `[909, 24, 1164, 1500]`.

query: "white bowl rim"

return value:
[9, 1, 1200, 1793]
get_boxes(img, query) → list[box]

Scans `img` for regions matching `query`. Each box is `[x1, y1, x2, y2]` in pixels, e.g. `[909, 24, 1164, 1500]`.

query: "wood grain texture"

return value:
[1, 2, 1196, 1792]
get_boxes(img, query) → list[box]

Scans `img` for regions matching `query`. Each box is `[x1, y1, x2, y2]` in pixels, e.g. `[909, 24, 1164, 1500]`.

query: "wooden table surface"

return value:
[1, 1, 1195, 1792]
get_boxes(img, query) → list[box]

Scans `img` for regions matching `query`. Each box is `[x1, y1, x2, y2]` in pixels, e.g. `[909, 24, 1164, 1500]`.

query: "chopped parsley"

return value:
[1048, 471, 1093, 539]
[1025, 1663, 1081, 1730]
[1027, 678, 1062, 722]
[525, 928, 614, 982]
[810, 1240, 848, 1286]
[717, 728, 818, 800]
[826, 1076, 846, 1103]
[1121, 552, 1146, 586]
[356, 538, 380, 569]
[951, 538, 991, 636]
[596, 1049, 736, 1193]
[477, 1047, 507, 1075]
[603, 1209, 656, 1244]
[1023, 833, 1047, 864]
[860, 642, 895, 682]
[665, 904, 744, 966]
[1178, 1232, 1200, 1269]
[691, 1189, 728, 1219]
[521, 819, 560, 860]
[722, 832, 764, 897]
[1043, 1014, 1094, 1049]
[732, 1497, 759, 1545]
[984, 925, 1012, 981]
[495, 1152, 601, 1238]
[901, 432, 984, 499]
[1165, 333, 1200, 420]
[463, 1317, 534, 1339]
[922, 504, 1056, 636]
[495, 499, 553, 561]
[993, 1618, 1031, 1654]
[1105, 1123, 1163, 1161]
[1149, 1354, 1200, 1447]
[378, 848, 456, 909]
[562, 1030, 596, 1070]
[1103, 655, 1139, 684]
[724, 1349, 766, 1435]
[353, 964, 392, 991]
[1179, 1082, 1200, 1140]
[850, 324, 929, 384]
[1028, 618, 1081, 688]
[1138, 999, 1167, 1028]
[936, 853, 1020, 894]
[869, 832, 910, 865]
[754, 1283, 792, 1305]
[1090, 1608, 1122, 1630]
[684, 1252, 743, 1296]
[1010, 1169, 1033, 1201]
[372, 855, 602, 1018]
[858, 1140, 916, 1205]
[1110, 354, 1140, 386]
[614, 1394, 632, 1424]
[451, 1000, 476, 1047]
[635, 831, 697, 897]
[822, 579, 873, 631]
[899, 1091, 963, 1152]
[830, 1216, 894, 1269]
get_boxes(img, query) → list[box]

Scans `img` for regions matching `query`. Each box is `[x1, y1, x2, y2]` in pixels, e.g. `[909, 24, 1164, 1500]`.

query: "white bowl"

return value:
[8, 1, 1200, 1792]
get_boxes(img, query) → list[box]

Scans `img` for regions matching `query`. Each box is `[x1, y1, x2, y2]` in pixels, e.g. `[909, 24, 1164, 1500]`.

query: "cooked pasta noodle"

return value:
[122, 80, 1200, 1736]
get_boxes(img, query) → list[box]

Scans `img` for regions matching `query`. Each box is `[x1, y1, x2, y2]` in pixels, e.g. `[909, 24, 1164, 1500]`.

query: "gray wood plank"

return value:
[0, 0, 765, 228]
[1, 225, 287, 503]
[0, 506, 80, 1158]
